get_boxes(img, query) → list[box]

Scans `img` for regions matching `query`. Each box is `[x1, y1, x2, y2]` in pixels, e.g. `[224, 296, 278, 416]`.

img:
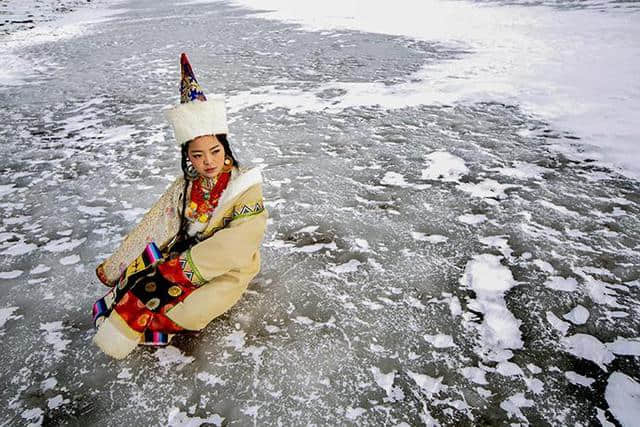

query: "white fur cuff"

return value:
[93, 312, 141, 359]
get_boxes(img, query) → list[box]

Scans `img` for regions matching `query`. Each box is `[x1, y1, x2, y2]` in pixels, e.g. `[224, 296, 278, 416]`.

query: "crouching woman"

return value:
[92, 53, 267, 359]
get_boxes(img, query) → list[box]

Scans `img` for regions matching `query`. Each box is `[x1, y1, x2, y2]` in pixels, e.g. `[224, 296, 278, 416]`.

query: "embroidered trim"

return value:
[185, 249, 206, 285]
[232, 201, 265, 220]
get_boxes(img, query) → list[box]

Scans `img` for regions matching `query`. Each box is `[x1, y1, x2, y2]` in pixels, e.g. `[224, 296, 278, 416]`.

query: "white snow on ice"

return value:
[563, 305, 590, 325]
[546, 311, 570, 336]
[544, 276, 579, 292]
[605, 372, 640, 427]
[459, 254, 522, 361]
[564, 371, 595, 388]
[154, 346, 195, 370]
[0, 306, 22, 333]
[562, 333, 615, 371]
[457, 214, 487, 225]
[0, 270, 23, 279]
[40, 321, 71, 359]
[421, 151, 469, 182]
[229, 0, 640, 178]
[607, 337, 640, 357]
[424, 333, 455, 349]
[411, 232, 448, 244]
[457, 179, 517, 201]
[167, 407, 224, 427]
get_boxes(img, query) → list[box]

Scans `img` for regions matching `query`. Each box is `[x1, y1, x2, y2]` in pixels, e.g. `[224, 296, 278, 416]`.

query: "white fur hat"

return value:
[165, 96, 229, 145]
[164, 53, 229, 145]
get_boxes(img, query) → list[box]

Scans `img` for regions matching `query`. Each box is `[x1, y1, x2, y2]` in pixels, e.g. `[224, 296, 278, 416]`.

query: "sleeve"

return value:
[100, 178, 185, 283]
[183, 183, 267, 284]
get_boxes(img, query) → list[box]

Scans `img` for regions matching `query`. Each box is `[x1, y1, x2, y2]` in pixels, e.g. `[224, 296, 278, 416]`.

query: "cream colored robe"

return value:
[94, 167, 267, 358]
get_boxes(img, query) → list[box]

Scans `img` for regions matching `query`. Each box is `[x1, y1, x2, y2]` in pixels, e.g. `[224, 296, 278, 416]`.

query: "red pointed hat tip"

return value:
[180, 53, 189, 64]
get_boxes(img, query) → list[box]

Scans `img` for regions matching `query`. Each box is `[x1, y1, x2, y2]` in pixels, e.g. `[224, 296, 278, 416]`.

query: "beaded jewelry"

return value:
[185, 172, 231, 235]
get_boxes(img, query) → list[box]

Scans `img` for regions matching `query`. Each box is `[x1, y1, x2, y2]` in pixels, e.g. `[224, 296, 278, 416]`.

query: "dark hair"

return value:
[178, 134, 239, 239]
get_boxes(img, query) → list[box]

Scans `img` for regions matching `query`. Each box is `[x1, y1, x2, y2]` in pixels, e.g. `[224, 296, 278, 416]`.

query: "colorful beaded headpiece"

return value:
[180, 53, 207, 103]
[165, 52, 229, 145]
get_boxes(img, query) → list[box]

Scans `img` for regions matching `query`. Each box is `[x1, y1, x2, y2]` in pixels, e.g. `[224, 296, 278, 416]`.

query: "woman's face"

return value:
[187, 135, 226, 179]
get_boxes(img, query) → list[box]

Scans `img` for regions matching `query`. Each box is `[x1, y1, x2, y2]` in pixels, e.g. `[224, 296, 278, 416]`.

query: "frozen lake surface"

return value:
[0, 0, 639, 425]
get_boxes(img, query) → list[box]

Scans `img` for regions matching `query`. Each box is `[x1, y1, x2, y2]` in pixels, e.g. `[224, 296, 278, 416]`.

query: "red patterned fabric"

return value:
[114, 292, 151, 333]
[158, 258, 192, 286]
[114, 281, 197, 334]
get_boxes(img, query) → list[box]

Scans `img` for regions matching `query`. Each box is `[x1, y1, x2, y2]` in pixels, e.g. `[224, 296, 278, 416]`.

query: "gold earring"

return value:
[222, 156, 233, 172]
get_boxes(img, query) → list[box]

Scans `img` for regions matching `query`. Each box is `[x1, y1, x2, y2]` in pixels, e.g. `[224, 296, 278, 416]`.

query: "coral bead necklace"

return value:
[186, 172, 231, 226]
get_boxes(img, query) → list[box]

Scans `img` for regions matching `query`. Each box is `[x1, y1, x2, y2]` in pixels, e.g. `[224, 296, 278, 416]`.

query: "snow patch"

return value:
[546, 311, 570, 336]
[607, 337, 640, 357]
[494, 161, 550, 180]
[47, 394, 69, 409]
[167, 407, 224, 427]
[197, 372, 226, 387]
[42, 237, 86, 253]
[381, 171, 409, 187]
[60, 254, 81, 265]
[532, 259, 555, 273]
[562, 334, 614, 371]
[30, 264, 51, 275]
[421, 151, 469, 182]
[564, 371, 595, 388]
[371, 367, 403, 401]
[407, 371, 444, 397]
[459, 254, 522, 360]
[0, 306, 22, 333]
[457, 179, 517, 200]
[496, 361, 524, 377]
[41, 377, 57, 392]
[411, 232, 448, 243]
[424, 333, 455, 348]
[40, 321, 71, 359]
[563, 305, 590, 325]
[544, 276, 578, 292]
[154, 346, 195, 370]
[330, 259, 361, 274]
[345, 406, 366, 420]
[0, 270, 23, 279]
[457, 214, 487, 225]
[460, 366, 488, 385]
[1, 242, 38, 256]
[225, 330, 246, 351]
[605, 372, 640, 427]
[500, 393, 534, 422]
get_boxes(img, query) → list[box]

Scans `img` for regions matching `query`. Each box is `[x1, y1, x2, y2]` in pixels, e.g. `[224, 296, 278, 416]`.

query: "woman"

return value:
[92, 53, 267, 359]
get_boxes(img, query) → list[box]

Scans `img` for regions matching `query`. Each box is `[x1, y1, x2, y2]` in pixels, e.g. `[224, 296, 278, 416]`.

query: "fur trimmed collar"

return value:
[216, 167, 263, 210]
